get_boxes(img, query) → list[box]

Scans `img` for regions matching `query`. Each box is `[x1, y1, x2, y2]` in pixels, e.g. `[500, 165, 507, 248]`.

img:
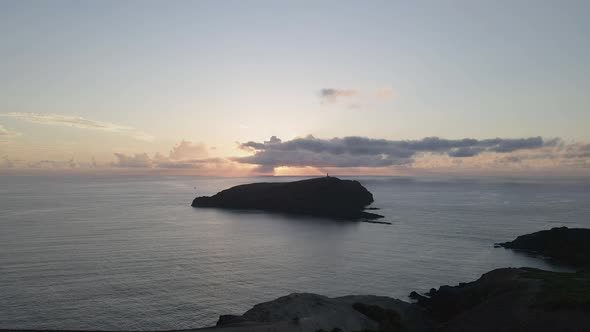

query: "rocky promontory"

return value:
[496, 226, 590, 267]
[211, 267, 590, 332]
[409, 267, 590, 332]
[208, 227, 590, 332]
[214, 293, 433, 332]
[192, 177, 384, 220]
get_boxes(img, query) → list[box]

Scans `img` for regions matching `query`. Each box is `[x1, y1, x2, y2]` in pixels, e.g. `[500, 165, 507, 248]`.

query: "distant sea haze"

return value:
[1, 175, 588, 330]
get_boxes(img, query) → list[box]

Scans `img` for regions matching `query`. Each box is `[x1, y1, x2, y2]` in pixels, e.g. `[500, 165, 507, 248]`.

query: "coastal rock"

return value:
[496, 226, 590, 267]
[209, 268, 590, 332]
[216, 292, 433, 332]
[192, 177, 384, 220]
[216, 315, 248, 326]
[412, 267, 590, 332]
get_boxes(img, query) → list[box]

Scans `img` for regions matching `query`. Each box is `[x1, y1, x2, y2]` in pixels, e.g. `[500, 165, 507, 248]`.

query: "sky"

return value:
[1, 0, 589, 176]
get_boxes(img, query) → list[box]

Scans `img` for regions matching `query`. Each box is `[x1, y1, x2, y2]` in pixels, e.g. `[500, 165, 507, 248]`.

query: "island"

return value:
[192, 177, 385, 220]
[496, 226, 590, 267]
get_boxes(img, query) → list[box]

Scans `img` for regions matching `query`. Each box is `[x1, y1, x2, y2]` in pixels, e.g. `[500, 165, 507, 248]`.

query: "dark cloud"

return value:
[564, 143, 590, 159]
[482, 137, 545, 152]
[235, 135, 559, 171]
[265, 136, 282, 144]
[448, 147, 485, 157]
[319, 88, 359, 103]
[237, 150, 409, 172]
[497, 156, 523, 164]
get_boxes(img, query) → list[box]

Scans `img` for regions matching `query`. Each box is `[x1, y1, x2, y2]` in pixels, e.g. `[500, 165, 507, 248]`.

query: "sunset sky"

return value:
[1, 0, 589, 176]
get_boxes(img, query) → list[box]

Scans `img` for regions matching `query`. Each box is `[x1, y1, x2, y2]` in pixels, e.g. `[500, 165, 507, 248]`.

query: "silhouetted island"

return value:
[496, 226, 590, 267]
[192, 177, 385, 220]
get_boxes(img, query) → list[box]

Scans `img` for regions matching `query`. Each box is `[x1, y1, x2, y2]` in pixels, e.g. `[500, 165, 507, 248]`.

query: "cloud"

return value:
[112, 152, 225, 170]
[265, 136, 282, 144]
[4, 135, 589, 176]
[154, 158, 227, 169]
[236, 150, 410, 173]
[111, 150, 238, 173]
[169, 140, 208, 160]
[0, 124, 21, 138]
[1, 156, 15, 168]
[112, 140, 218, 169]
[447, 147, 485, 157]
[564, 143, 590, 159]
[319, 87, 395, 105]
[375, 87, 394, 100]
[28, 158, 78, 169]
[112, 153, 152, 168]
[235, 135, 559, 172]
[319, 88, 359, 103]
[1, 112, 153, 141]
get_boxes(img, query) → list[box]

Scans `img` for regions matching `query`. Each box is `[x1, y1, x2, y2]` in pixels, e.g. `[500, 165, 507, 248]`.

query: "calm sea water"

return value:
[1, 175, 589, 330]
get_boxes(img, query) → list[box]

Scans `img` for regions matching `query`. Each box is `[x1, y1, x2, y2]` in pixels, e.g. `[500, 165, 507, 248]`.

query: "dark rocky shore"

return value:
[192, 177, 384, 220]
[207, 267, 590, 332]
[209, 226, 590, 331]
[496, 226, 590, 267]
[410, 267, 590, 332]
[124, 227, 574, 332]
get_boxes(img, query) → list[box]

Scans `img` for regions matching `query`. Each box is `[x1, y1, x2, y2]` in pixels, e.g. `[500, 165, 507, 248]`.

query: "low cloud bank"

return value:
[111, 140, 215, 169]
[0, 124, 21, 138]
[236, 135, 560, 171]
[112, 152, 225, 170]
[2, 136, 588, 175]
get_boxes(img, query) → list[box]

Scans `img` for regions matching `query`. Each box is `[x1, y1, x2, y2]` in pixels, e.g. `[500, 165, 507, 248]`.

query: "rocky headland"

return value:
[192, 177, 384, 220]
[206, 226, 590, 332]
[207, 267, 590, 332]
[410, 267, 590, 332]
[214, 293, 433, 332]
[496, 226, 590, 268]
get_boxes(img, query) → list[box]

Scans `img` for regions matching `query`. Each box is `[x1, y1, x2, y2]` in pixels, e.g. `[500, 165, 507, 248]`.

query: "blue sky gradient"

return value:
[1, 1, 589, 175]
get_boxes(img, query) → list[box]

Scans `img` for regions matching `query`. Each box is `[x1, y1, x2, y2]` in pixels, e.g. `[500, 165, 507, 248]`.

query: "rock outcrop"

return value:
[411, 267, 590, 332]
[496, 226, 590, 267]
[215, 293, 433, 332]
[192, 177, 384, 220]
[212, 266, 590, 332]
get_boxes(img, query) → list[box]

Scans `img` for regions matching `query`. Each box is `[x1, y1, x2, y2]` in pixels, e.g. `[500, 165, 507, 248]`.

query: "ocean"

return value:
[1, 175, 589, 330]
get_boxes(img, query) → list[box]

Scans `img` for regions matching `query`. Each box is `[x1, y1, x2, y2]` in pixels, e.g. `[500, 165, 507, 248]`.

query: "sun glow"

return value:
[273, 166, 325, 177]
